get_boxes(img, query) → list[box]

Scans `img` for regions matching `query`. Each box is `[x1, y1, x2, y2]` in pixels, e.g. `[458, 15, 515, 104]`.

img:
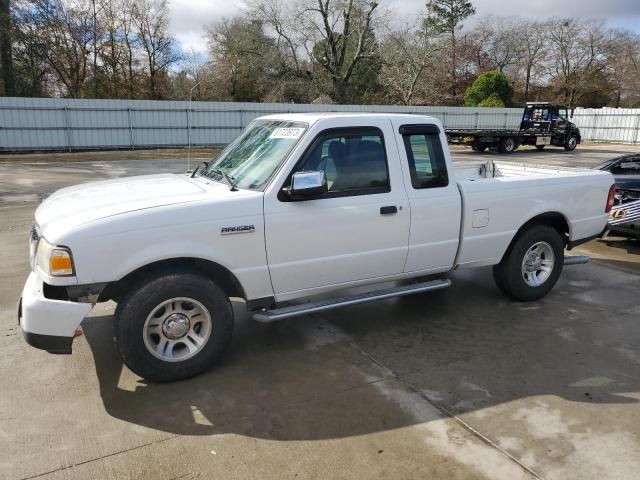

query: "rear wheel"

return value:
[564, 135, 578, 151]
[493, 224, 565, 301]
[498, 137, 517, 153]
[114, 271, 234, 382]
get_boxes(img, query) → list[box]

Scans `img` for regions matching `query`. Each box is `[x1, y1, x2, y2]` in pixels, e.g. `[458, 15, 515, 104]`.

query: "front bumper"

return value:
[18, 272, 93, 354]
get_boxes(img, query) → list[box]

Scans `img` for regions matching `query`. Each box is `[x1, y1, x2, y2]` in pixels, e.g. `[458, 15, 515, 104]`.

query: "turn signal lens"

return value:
[50, 249, 74, 276]
[605, 184, 616, 213]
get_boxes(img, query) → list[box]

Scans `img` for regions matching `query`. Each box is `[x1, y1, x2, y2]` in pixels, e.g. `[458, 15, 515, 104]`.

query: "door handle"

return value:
[380, 206, 398, 215]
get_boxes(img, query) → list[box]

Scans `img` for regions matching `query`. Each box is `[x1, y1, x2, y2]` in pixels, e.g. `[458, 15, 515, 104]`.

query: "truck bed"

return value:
[454, 160, 593, 181]
[446, 129, 546, 137]
[452, 160, 612, 268]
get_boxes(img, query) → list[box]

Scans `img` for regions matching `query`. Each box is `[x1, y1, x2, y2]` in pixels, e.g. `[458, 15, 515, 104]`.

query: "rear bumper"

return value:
[18, 272, 93, 354]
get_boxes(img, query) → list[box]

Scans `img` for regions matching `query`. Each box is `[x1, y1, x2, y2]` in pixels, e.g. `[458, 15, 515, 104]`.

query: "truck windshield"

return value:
[202, 120, 307, 190]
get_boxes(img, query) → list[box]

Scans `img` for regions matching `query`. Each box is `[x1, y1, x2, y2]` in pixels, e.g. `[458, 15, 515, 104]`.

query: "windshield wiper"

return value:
[191, 161, 209, 178]
[208, 167, 238, 191]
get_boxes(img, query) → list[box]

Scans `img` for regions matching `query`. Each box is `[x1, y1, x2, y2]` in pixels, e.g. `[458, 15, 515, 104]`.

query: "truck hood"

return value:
[35, 174, 220, 239]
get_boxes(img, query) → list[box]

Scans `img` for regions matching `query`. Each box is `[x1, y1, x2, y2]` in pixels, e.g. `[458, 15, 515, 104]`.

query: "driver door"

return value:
[264, 120, 410, 297]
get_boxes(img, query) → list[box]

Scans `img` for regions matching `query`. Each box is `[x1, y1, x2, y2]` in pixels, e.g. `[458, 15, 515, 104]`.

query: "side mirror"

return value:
[287, 171, 328, 200]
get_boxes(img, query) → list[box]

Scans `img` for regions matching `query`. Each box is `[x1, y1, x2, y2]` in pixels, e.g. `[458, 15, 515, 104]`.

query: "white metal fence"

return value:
[0, 97, 638, 151]
[572, 108, 640, 144]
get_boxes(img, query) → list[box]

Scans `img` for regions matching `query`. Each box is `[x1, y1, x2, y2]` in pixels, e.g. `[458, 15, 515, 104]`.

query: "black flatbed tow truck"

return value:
[446, 102, 582, 153]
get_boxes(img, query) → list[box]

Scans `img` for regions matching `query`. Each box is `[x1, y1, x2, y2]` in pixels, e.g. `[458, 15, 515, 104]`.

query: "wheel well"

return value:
[99, 258, 246, 303]
[517, 212, 570, 244]
[499, 212, 570, 263]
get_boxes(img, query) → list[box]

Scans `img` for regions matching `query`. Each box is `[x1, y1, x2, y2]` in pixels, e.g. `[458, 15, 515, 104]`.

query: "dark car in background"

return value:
[596, 154, 640, 238]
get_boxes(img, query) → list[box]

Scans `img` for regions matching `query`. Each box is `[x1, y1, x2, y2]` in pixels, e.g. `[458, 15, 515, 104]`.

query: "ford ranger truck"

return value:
[19, 113, 616, 382]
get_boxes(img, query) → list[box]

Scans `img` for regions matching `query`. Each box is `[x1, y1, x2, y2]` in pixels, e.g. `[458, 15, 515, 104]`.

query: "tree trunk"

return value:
[524, 65, 531, 102]
[450, 32, 457, 97]
[0, 0, 15, 96]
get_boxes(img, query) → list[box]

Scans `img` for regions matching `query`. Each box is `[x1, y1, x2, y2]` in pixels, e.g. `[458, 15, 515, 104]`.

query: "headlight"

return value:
[29, 222, 41, 270]
[35, 238, 75, 276]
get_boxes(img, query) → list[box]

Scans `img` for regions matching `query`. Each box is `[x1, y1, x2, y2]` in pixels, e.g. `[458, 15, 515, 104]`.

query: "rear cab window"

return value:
[400, 125, 449, 189]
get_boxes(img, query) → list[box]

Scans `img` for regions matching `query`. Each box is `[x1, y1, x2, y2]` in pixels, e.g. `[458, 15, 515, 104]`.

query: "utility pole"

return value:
[187, 81, 201, 172]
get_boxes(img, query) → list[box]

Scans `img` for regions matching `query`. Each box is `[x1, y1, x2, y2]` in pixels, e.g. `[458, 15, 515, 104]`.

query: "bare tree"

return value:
[478, 16, 521, 74]
[31, 0, 93, 98]
[250, 0, 303, 74]
[516, 20, 548, 102]
[546, 18, 610, 108]
[207, 17, 276, 101]
[424, 0, 475, 100]
[0, 0, 15, 95]
[131, 0, 178, 99]
[379, 23, 441, 105]
[299, 0, 379, 103]
[11, 0, 50, 96]
[606, 30, 640, 108]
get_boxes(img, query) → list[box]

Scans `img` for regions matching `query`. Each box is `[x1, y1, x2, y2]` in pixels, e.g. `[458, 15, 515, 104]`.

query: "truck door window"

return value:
[401, 129, 449, 189]
[289, 127, 390, 198]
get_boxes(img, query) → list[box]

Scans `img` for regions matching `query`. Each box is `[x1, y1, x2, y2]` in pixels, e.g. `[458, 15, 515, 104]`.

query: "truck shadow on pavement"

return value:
[83, 263, 640, 440]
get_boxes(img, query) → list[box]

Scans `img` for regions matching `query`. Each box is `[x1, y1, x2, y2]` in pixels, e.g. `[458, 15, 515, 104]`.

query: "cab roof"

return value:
[256, 112, 442, 126]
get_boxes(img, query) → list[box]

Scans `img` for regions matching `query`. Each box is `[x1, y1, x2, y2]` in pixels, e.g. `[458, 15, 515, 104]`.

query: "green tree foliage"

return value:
[464, 70, 513, 107]
[477, 93, 505, 108]
[423, 0, 475, 36]
[423, 0, 475, 101]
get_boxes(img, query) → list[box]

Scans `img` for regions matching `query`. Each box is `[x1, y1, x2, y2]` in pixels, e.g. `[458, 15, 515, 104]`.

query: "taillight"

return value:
[605, 184, 616, 213]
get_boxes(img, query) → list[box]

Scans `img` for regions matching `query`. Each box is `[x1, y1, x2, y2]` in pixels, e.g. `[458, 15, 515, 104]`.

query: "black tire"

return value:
[493, 224, 565, 302]
[564, 135, 578, 151]
[471, 143, 487, 152]
[536, 145, 545, 151]
[114, 271, 233, 382]
[498, 137, 517, 153]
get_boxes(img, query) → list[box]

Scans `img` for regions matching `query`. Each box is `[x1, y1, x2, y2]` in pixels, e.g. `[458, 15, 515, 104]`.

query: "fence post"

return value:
[592, 114, 599, 143]
[442, 111, 447, 129]
[475, 111, 479, 129]
[503, 112, 508, 128]
[63, 106, 72, 152]
[128, 107, 134, 150]
[633, 114, 640, 145]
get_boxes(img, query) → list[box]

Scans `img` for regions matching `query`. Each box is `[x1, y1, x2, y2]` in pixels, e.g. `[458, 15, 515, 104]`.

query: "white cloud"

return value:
[169, 0, 247, 53]
[169, 0, 640, 53]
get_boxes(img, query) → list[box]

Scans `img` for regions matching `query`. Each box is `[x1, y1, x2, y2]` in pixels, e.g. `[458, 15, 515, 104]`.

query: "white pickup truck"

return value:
[19, 113, 615, 381]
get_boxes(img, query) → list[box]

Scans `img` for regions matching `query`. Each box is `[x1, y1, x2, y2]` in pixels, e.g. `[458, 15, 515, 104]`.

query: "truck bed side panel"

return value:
[456, 173, 611, 267]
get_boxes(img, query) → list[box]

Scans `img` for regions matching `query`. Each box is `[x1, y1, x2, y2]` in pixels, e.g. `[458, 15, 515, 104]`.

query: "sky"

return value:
[170, 0, 640, 54]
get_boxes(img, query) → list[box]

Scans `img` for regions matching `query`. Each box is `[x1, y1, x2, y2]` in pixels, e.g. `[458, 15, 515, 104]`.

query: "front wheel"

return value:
[498, 137, 517, 153]
[493, 225, 565, 301]
[564, 135, 578, 151]
[114, 272, 233, 382]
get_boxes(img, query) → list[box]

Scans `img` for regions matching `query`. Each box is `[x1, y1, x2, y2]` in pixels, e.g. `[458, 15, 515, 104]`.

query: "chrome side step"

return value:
[564, 255, 590, 266]
[253, 279, 451, 324]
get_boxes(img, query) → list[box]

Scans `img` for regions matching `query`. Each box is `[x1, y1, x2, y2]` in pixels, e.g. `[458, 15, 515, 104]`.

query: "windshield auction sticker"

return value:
[270, 127, 305, 139]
